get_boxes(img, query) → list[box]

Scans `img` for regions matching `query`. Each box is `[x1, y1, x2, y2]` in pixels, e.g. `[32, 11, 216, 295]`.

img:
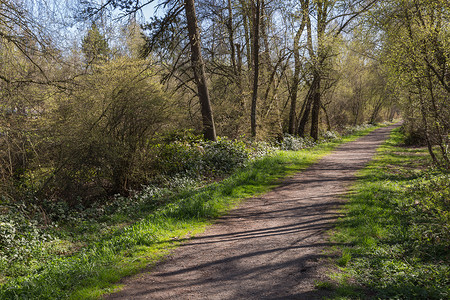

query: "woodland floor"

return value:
[105, 124, 399, 300]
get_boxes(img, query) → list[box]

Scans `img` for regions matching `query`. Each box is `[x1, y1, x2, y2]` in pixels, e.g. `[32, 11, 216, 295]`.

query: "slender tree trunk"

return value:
[321, 102, 331, 131]
[250, 0, 260, 137]
[427, 68, 450, 166]
[236, 44, 245, 109]
[310, 75, 321, 139]
[297, 0, 316, 138]
[417, 90, 439, 165]
[309, 1, 328, 141]
[288, 17, 306, 134]
[260, 0, 271, 68]
[184, 0, 216, 141]
[241, 1, 252, 71]
[227, 0, 245, 129]
[352, 99, 360, 126]
[369, 96, 384, 124]
[297, 76, 317, 137]
[297, 99, 311, 137]
[227, 0, 237, 76]
[236, 43, 242, 76]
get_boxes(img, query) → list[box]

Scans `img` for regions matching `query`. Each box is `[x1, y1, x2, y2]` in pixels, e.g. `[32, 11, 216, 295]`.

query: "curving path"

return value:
[106, 124, 399, 300]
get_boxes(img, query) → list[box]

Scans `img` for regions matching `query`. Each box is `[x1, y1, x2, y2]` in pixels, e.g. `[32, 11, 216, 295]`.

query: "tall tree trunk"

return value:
[297, 76, 317, 137]
[260, 0, 271, 69]
[241, 0, 252, 71]
[310, 74, 321, 140]
[227, 0, 237, 76]
[227, 0, 245, 130]
[236, 44, 245, 109]
[288, 16, 306, 134]
[369, 96, 384, 124]
[427, 68, 450, 166]
[297, 0, 315, 138]
[250, 0, 260, 137]
[418, 93, 438, 165]
[309, 0, 327, 141]
[184, 0, 217, 141]
[321, 102, 331, 131]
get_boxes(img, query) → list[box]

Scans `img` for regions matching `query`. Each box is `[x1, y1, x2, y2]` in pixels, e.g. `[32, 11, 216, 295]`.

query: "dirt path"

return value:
[106, 125, 398, 300]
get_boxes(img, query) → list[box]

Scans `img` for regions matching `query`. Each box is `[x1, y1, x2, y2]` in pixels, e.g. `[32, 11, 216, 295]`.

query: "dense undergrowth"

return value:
[0, 124, 379, 299]
[326, 128, 449, 299]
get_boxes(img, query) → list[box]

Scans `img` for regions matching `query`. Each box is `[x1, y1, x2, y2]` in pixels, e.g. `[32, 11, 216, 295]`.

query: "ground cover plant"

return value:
[0, 125, 381, 299]
[325, 128, 449, 299]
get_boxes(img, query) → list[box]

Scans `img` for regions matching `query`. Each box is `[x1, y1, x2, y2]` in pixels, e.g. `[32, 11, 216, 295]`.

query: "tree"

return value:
[122, 18, 147, 58]
[91, 0, 218, 141]
[184, 0, 217, 141]
[250, 0, 261, 137]
[41, 58, 172, 200]
[81, 22, 110, 65]
[288, 0, 308, 134]
[0, 0, 54, 198]
[295, 0, 378, 140]
[374, 0, 449, 167]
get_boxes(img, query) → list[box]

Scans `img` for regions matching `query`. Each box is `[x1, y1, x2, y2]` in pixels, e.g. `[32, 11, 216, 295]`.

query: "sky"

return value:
[20, 0, 164, 52]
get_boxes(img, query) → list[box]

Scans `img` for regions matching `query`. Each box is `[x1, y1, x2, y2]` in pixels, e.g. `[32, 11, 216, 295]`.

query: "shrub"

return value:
[152, 141, 204, 177]
[343, 123, 374, 135]
[401, 124, 428, 146]
[152, 135, 251, 179]
[246, 141, 276, 160]
[40, 58, 172, 203]
[320, 130, 341, 142]
[202, 137, 250, 175]
[279, 134, 315, 151]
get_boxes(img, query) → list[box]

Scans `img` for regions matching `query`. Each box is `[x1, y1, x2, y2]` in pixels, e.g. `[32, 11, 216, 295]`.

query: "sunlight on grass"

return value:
[327, 128, 450, 299]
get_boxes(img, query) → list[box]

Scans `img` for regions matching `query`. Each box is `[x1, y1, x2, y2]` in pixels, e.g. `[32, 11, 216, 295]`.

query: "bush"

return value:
[152, 135, 251, 179]
[343, 123, 374, 135]
[40, 58, 172, 202]
[202, 137, 250, 174]
[320, 130, 341, 142]
[401, 124, 429, 146]
[279, 134, 316, 151]
[278, 131, 342, 151]
[152, 141, 204, 177]
[246, 141, 276, 160]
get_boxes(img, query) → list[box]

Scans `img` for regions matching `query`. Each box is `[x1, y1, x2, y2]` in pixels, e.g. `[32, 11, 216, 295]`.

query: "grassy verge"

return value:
[0, 126, 382, 300]
[324, 128, 449, 299]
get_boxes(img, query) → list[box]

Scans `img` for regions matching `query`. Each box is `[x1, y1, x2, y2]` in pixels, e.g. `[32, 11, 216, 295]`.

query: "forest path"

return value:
[105, 124, 399, 300]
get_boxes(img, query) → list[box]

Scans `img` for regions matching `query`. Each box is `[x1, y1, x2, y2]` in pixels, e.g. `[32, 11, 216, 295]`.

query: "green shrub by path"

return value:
[0, 124, 382, 299]
[328, 128, 450, 299]
[152, 135, 251, 178]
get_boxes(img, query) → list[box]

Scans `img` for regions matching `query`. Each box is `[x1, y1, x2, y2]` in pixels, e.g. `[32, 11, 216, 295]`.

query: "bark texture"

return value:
[184, 0, 217, 141]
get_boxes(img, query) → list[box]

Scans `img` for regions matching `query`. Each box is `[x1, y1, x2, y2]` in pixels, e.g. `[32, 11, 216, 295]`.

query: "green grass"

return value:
[326, 128, 450, 299]
[0, 125, 383, 300]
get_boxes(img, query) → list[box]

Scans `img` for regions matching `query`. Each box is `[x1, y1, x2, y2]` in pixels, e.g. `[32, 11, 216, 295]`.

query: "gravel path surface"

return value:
[105, 125, 398, 300]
